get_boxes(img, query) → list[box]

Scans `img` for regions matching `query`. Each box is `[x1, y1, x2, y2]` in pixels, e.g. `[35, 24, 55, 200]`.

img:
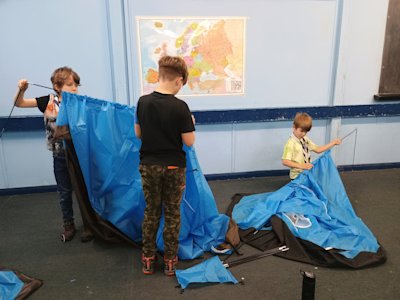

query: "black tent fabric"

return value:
[227, 193, 386, 269]
[63, 136, 139, 247]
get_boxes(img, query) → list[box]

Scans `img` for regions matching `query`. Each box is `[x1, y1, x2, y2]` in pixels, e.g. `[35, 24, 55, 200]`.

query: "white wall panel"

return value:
[0, 132, 54, 188]
[194, 125, 233, 174]
[0, 0, 114, 117]
[233, 122, 291, 172]
[334, 0, 389, 105]
[337, 117, 400, 166]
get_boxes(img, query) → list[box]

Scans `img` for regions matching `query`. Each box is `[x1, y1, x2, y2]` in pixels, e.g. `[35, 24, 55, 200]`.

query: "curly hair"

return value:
[50, 66, 80, 91]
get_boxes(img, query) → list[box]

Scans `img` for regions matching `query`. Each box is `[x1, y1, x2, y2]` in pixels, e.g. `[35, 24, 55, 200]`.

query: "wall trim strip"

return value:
[1, 103, 400, 131]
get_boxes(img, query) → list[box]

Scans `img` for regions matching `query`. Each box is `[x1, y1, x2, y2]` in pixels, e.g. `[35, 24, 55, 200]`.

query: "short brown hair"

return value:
[158, 56, 188, 85]
[51, 66, 80, 90]
[293, 112, 312, 131]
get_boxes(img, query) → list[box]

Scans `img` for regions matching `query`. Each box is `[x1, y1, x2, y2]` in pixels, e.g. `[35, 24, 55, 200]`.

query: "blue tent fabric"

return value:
[56, 92, 229, 259]
[0, 271, 23, 300]
[175, 256, 238, 289]
[232, 151, 380, 259]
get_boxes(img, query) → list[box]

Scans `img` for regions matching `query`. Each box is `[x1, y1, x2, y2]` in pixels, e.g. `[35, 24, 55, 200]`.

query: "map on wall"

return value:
[136, 17, 246, 96]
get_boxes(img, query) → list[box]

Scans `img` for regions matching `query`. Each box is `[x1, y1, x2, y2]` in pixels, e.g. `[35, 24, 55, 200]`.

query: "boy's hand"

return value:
[18, 79, 29, 91]
[302, 163, 314, 170]
[332, 138, 342, 145]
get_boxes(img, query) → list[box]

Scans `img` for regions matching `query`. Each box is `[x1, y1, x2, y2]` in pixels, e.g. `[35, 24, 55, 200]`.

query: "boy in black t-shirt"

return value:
[14, 67, 94, 243]
[135, 56, 195, 276]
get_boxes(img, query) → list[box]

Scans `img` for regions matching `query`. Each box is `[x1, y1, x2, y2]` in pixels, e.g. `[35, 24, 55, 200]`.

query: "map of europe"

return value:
[137, 18, 245, 96]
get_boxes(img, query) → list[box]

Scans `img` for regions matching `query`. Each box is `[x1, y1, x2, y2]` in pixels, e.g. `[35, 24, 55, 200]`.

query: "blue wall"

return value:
[128, 0, 337, 109]
[1, 0, 399, 191]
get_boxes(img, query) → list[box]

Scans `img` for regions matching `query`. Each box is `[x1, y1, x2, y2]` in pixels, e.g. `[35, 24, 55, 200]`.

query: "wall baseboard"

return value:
[337, 162, 400, 172]
[205, 169, 289, 181]
[1, 162, 399, 196]
[0, 185, 57, 196]
[204, 162, 400, 181]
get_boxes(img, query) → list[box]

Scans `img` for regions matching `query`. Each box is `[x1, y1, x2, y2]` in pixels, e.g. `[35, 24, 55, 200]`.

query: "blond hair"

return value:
[293, 112, 312, 131]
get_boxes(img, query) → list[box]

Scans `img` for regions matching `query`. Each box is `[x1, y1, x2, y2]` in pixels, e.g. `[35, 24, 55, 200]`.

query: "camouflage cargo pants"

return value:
[139, 164, 186, 259]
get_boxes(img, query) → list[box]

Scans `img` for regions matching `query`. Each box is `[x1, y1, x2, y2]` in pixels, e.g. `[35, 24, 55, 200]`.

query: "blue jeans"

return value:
[53, 155, 74, 222]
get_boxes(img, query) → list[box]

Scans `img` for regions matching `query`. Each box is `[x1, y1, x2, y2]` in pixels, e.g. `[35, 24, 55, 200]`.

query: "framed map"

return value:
[136, 17, 246, 96]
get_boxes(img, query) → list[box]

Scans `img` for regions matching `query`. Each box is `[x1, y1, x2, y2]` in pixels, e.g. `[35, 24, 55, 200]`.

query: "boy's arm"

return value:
[313, 138, 341, 154]
[134, 124, 142, 139]
[134, 104, 142, 139]
[182, 131, 195, 147]
[282, 159, 313, 170]
[181, 112, 196, 147]
[14, 79, 38, 108]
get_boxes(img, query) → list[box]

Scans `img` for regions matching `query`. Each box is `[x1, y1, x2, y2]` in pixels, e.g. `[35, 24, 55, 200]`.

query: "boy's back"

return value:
[137, 91, 194, 167]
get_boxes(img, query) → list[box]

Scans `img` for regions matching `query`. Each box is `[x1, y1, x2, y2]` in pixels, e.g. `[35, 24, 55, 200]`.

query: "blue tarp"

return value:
[232, 151, 380, 259]
[176, 256, 238, 289]
[56, 93, 229, 260]
[0, 271, 23, 300]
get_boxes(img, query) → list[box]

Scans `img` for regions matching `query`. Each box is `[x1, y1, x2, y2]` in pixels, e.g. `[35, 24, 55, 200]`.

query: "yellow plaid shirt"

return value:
[282, 134, 318, 179]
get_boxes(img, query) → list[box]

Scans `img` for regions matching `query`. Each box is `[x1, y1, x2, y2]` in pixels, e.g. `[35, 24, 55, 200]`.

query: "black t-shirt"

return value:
[36, 95, 50, 113]
[136, 91, 195, 167]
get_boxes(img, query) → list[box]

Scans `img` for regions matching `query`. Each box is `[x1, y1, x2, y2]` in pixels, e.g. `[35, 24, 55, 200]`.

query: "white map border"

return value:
[136, 16, 246, 97]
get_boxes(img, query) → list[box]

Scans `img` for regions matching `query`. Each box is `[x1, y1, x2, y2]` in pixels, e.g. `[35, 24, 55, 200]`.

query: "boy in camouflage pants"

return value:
[135, 56, 195, 276]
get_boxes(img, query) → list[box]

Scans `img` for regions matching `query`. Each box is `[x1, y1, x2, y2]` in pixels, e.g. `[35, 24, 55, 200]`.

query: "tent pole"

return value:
[223, 245, 289, 268]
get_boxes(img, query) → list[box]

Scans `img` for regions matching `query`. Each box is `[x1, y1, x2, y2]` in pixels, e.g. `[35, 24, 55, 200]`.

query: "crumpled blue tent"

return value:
[175, 256, 238, 289]
[0, 271, 23, 299]
[56, 93, 229, 259]
[232, 150, 380, 259]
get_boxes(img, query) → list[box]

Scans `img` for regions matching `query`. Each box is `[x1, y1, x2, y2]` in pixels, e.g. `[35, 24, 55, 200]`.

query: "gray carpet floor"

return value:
[1, 168, 399, 299]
